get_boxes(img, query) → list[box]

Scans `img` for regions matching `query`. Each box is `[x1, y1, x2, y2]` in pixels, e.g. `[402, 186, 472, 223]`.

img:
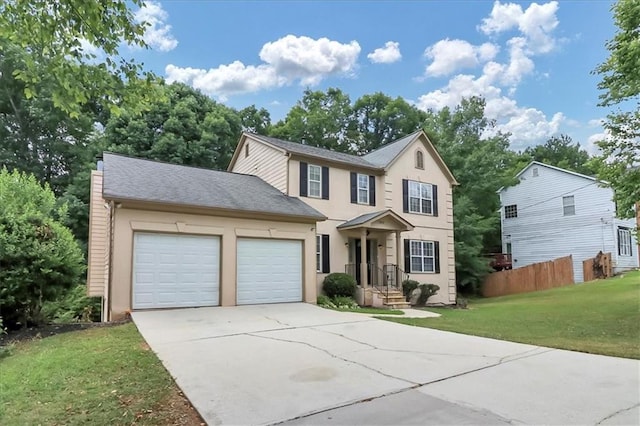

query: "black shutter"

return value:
[321, 166, 329, 200]
[402, 179, 409, 212]
[617, 229, 621, 256]
[369, 176, 376, 206]
[299, 162, 307, 197]
[432, 185, 438, 216]
[350, 172, 357, 204]
[434, 241, 440, 274]
[322, 235, 330, 273]
[404, 239, 411, 272]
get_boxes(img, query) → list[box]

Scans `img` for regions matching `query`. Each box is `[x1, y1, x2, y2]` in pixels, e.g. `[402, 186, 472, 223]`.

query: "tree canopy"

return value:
[594, 0, 640, 219]
[0, 0, 158, 117]
[523, 135, 595, 176]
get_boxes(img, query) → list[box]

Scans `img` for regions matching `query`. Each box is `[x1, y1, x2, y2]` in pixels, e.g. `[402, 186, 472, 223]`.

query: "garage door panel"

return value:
[133, 233, 220, 309]
[237, 239, 302, 305]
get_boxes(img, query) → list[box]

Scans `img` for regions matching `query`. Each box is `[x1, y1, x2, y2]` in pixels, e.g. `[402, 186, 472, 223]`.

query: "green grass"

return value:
[383, 271, 640, 359]
[0, 323, 197, 425]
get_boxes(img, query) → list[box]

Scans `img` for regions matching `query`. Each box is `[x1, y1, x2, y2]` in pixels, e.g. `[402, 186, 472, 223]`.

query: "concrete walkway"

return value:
[132, 303, 639, 426]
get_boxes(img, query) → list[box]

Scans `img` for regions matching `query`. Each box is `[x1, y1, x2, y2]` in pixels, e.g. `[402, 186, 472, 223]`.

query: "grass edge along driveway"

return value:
[382, 271, 640, 359]
[0, 323, 203, 425]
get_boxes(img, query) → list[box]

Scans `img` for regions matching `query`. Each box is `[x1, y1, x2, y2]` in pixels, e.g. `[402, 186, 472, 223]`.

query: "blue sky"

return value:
[124, 0, 616, 153]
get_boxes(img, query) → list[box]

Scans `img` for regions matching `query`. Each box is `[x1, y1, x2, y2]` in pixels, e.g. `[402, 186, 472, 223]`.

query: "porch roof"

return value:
[337, 209, 414, 232]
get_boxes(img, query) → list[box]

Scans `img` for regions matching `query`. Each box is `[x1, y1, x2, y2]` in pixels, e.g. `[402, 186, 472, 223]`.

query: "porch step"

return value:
[383, 302, 411, 309]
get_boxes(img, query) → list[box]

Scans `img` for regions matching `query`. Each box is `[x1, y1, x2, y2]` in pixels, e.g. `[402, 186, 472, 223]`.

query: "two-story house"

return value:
[228, 131, 458, 306]
[86, 131, 457, 321]
[499, 161, 638, 283]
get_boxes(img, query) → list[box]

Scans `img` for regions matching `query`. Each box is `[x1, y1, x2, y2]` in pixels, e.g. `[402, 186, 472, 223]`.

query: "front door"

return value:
[354, 239, 373, 285]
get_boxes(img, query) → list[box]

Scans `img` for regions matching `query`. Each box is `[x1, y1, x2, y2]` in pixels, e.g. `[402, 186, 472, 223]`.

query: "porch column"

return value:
[360, 228, 368, 288]
[395, 231, 402, 286]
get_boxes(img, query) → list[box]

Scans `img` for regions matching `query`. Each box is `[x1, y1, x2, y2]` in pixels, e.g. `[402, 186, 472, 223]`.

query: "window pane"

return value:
[358, 174, 368, 189]
[316, 236, 321, 271]
[421, 183, 431, 199]
[423, 258, 434, 272]
[358, 189, 368, 203]
[409, 181, 420, 197]
[410, 241, 422, 255]
[409, 198, 420, 212]
[309, 165, 321, 181]
[411, 258, 422, 272]
[421, 199, 432, 214]
[423, 242, 433, 257]
[309, 181, 321, 197]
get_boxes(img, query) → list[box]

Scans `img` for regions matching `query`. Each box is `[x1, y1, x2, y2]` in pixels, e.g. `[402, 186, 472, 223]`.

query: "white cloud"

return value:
[166, 35, 360, 98]
[258, 35, 361, 85]
[480, 1, 559, 54]
[424, 39, 499, 77]
[587, 118, 605, 128]
[416, 1, 563, 149]
[367, 41, 402, 64]
[135, 1, 178, 52]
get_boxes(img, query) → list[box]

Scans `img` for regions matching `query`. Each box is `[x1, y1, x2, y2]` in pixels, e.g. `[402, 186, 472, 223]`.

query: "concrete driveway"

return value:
[132, 303, 639, 426]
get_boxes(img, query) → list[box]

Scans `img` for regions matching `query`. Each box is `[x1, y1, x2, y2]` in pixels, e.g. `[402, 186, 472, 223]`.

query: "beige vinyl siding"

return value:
[233, 138, 288, 192]
[87, 171, 109, 297]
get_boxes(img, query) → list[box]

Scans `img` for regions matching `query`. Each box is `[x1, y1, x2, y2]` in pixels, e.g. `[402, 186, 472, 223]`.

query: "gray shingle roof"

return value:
[337, 211, 388, 229]
[362, 131, 421, 167]
[102, 153, 326, 220]
[249, 134, 380, 170]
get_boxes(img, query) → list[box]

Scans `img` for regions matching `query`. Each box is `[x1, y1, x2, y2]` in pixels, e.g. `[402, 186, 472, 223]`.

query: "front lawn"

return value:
[0, 323, 202, 425]
[383, 271, 640, 359]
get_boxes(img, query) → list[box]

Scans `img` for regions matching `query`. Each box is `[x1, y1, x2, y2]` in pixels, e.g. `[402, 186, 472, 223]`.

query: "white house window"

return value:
[316, 235, 322, 271]
[408, 181, 433, 214]
[505, 204, 518, 219]
[308, 164, 322, 198]
[410, 240, 435, 273]
[562, 195, 575, 216]
[245, 143, 249, 158]
[415, 150, 424, 169]
[357, 174, 369, 204]
[618, 228, 632, 257]
[532, 167, 539, 177]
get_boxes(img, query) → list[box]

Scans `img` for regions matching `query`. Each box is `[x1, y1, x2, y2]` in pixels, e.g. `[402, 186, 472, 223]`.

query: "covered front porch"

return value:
[337, 210, 413, 307]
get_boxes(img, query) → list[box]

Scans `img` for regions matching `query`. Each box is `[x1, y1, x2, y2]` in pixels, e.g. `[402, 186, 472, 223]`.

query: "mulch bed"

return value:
[0, 320, 129, 347]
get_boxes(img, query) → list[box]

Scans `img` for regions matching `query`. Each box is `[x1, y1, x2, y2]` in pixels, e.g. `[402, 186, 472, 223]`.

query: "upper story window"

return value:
[618, 228, 632, 257]
[408, 181, 433, 214]
[505, 204, 518, 219]
[402, 179, 438, 216]
[300, 162, 328, 199]
[562, 195, 575, 216]
[308, 164, 322, 198]
[245, 143, 249, 158]
[415, 150, 424, 169]
[532, 167, 539, 177]
[357, 174, 369, 204]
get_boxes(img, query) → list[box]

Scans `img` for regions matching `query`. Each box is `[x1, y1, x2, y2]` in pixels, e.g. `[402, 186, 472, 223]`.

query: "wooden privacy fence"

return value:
[582, 252, 612, 282]
[482, 255, 574, 297]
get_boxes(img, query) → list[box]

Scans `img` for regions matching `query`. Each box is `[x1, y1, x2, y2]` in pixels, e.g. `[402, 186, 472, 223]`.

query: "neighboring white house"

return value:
[499, 161, 638, 283]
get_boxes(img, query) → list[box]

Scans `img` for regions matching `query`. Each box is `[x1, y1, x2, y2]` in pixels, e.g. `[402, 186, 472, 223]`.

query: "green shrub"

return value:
[332, 296, 359, 309]
[417, 284, 440, 305]
[402, 279, 419, 300]
[42, 285, 101, 323]
[317, 294, 335, 308]
[322, 273, 356, 298]
[0, 169, 85, 328]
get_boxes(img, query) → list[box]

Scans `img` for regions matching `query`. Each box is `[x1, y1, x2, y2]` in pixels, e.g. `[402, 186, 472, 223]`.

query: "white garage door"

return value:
[133, 233, 220, 309]
[237, 238, 303, 305]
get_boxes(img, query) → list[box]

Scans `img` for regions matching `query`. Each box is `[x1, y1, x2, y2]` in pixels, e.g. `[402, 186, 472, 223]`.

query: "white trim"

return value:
[308, 164, 322, 198]
[618, 227, 632, 257]
[357, 173, 369, 204]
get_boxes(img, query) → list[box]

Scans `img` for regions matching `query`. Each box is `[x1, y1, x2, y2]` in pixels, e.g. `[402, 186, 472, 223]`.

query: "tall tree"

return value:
[352, 93, 427, 154]
[423, 97, 515, 290]
[594, 0, 640, 219]
[270, 88, 357, 152]
[523, 135, 594, 175]
[0, 0, 158, 117]
[102, 83, 242, 170]
[240, 105, 271, 135]
[0, 42, 97, 196]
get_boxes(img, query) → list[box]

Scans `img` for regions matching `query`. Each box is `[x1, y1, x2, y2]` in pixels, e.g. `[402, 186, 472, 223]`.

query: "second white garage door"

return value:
[236, 238, 303, 305]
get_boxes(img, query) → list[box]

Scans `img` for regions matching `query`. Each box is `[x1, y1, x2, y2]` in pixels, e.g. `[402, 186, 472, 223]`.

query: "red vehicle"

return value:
[487, 253, 513, 271]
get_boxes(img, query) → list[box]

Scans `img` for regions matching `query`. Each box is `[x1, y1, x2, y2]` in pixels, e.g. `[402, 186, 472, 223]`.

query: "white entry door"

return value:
[133, 233, 220, 309]
[236, 238, 303, 305]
